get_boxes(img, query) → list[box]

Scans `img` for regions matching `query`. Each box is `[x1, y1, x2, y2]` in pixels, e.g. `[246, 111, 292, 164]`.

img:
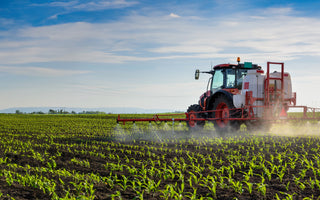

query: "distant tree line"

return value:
[15, 109, 106, 115]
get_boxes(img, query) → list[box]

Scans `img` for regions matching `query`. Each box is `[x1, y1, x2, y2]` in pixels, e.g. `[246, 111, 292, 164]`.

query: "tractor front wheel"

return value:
[212, 95, 240, 133]
[186, 104, 205, 130]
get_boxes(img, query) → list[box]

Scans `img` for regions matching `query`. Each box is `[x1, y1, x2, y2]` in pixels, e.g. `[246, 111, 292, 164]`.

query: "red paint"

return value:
[222, 88, 240, 95]
[244, 82, 249, 89]
[257, 70, 264, 73]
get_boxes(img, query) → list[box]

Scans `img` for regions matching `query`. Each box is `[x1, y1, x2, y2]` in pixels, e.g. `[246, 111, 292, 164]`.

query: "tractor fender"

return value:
[206, 90, 233, 110]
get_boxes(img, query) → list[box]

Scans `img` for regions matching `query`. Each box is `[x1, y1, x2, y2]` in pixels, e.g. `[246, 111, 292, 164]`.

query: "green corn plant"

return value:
[243, 181, 253, 194]
[278, 191, 297, 200]
[257, 183, 267, 196]
[166, 184, 177, 199]
[163, 168, 175, 180]
[285, 181, 290, 191]
[4, 170, 14, 186]
[0, 157, 8, 164]
[229, 179, 243, 194]
[185, 188, 197, 200]
[177, 181, 185, 195]
[145, 178, 161, 193]
[69, 181, 85, 196]
[175, 170, 184, 181]
[105, 176, 115, 189]
[118, 175, 129, 191]
[134, 190, 144, 200]
[47, 158, 57, 170]
[298, 182, 306, 190]
[299, 168, 308, 179]
[188, 172, 197, 188]
[275, 193, 281, 200]
[241, 171, 251, 182]
[277, 170, 286, 183]
[110, 191, 122, 200]
[127, 164, 139, 175]
[206, 177, 217, 198]
[293, 175, 301, 185]
[159, 186, 171, 200]
[134, 179, 144, 191]
[218, 176, 229, 190]
[307, 177, 315, 190]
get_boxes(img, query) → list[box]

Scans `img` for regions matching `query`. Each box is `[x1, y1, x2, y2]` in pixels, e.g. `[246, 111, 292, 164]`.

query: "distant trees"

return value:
[48, 109, 69, 114]
[14, 109, 106, 114]
[31, 111, 45, 114]
[48, 109, 57, 114]
[15, 110, 23, 114]
[78, 111, 106, 114]
[16, 110, 44, 114]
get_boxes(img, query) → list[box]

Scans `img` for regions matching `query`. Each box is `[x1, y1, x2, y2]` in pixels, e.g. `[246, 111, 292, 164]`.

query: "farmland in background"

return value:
[0, 114, 320, 199]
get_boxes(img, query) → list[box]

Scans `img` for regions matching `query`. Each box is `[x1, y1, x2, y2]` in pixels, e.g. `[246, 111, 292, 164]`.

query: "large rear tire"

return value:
[212, 95, 240, 133]
[186, 104, 205, 130]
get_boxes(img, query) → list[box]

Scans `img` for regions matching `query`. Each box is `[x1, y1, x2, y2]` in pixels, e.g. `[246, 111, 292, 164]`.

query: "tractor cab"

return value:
[195, 58, 262, 110]
[196, 60, 261, 95]
[210, 62, 261, 94]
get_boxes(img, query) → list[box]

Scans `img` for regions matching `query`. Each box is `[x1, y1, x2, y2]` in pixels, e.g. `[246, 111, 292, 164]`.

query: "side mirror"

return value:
[195, 69, 200, 80]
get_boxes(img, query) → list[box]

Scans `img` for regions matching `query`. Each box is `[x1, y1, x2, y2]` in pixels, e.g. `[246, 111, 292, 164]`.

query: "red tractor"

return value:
[186, 57, 295, 132]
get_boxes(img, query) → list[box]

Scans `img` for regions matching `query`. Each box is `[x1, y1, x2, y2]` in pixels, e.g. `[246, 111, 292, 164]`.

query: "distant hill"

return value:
[0, 107, 175, 114]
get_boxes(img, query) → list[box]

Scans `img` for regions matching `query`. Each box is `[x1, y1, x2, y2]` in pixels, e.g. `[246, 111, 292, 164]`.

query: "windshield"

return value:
[211, 68, 249, 91]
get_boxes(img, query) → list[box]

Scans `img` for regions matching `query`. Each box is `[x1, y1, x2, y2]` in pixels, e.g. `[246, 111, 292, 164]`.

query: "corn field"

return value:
[0, 114, 320, 199]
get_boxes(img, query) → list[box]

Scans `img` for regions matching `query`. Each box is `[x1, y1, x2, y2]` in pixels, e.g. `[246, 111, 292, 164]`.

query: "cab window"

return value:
[225, 69, 235, 88]
[211, 69, 224, 91]
[236, 69, 248, 89]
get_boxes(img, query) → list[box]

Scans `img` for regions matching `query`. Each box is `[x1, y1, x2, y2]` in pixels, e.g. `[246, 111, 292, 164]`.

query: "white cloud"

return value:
[1, 8, 320, 65]
[48, 14, 59, 20]
[261, 7, 294, 16]
[0, 66, 91, 77]
[0, 18, 15, 26]
[169, 13, 180, 18]
[150, 45, 221, 54]
[47, 1, 79, 7]
[33, 0, 138, 19]
[73, 0, 138, 11]
[34, 0, 138, 11]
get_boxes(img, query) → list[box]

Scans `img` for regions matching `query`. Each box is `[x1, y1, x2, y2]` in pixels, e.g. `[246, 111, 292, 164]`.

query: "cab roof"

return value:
[214, 63, 261, 70]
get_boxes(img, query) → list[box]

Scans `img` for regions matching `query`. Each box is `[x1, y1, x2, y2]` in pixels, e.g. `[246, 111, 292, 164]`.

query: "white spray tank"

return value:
[233, 69, 293, 118]
[268, 71, 292, 105]
[233, 69, 265, 117]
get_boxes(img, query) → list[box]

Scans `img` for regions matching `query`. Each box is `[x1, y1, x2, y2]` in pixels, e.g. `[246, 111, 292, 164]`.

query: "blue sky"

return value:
[1, 0, 320, 111]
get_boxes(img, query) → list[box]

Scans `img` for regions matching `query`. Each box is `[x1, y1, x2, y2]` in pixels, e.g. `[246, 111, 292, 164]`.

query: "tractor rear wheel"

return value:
[212, 95, 240, 133]
[186, 104, 205, 130]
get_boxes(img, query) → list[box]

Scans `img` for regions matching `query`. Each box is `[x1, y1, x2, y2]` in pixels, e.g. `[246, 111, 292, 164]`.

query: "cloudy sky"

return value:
[1, 0, 320, 111]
